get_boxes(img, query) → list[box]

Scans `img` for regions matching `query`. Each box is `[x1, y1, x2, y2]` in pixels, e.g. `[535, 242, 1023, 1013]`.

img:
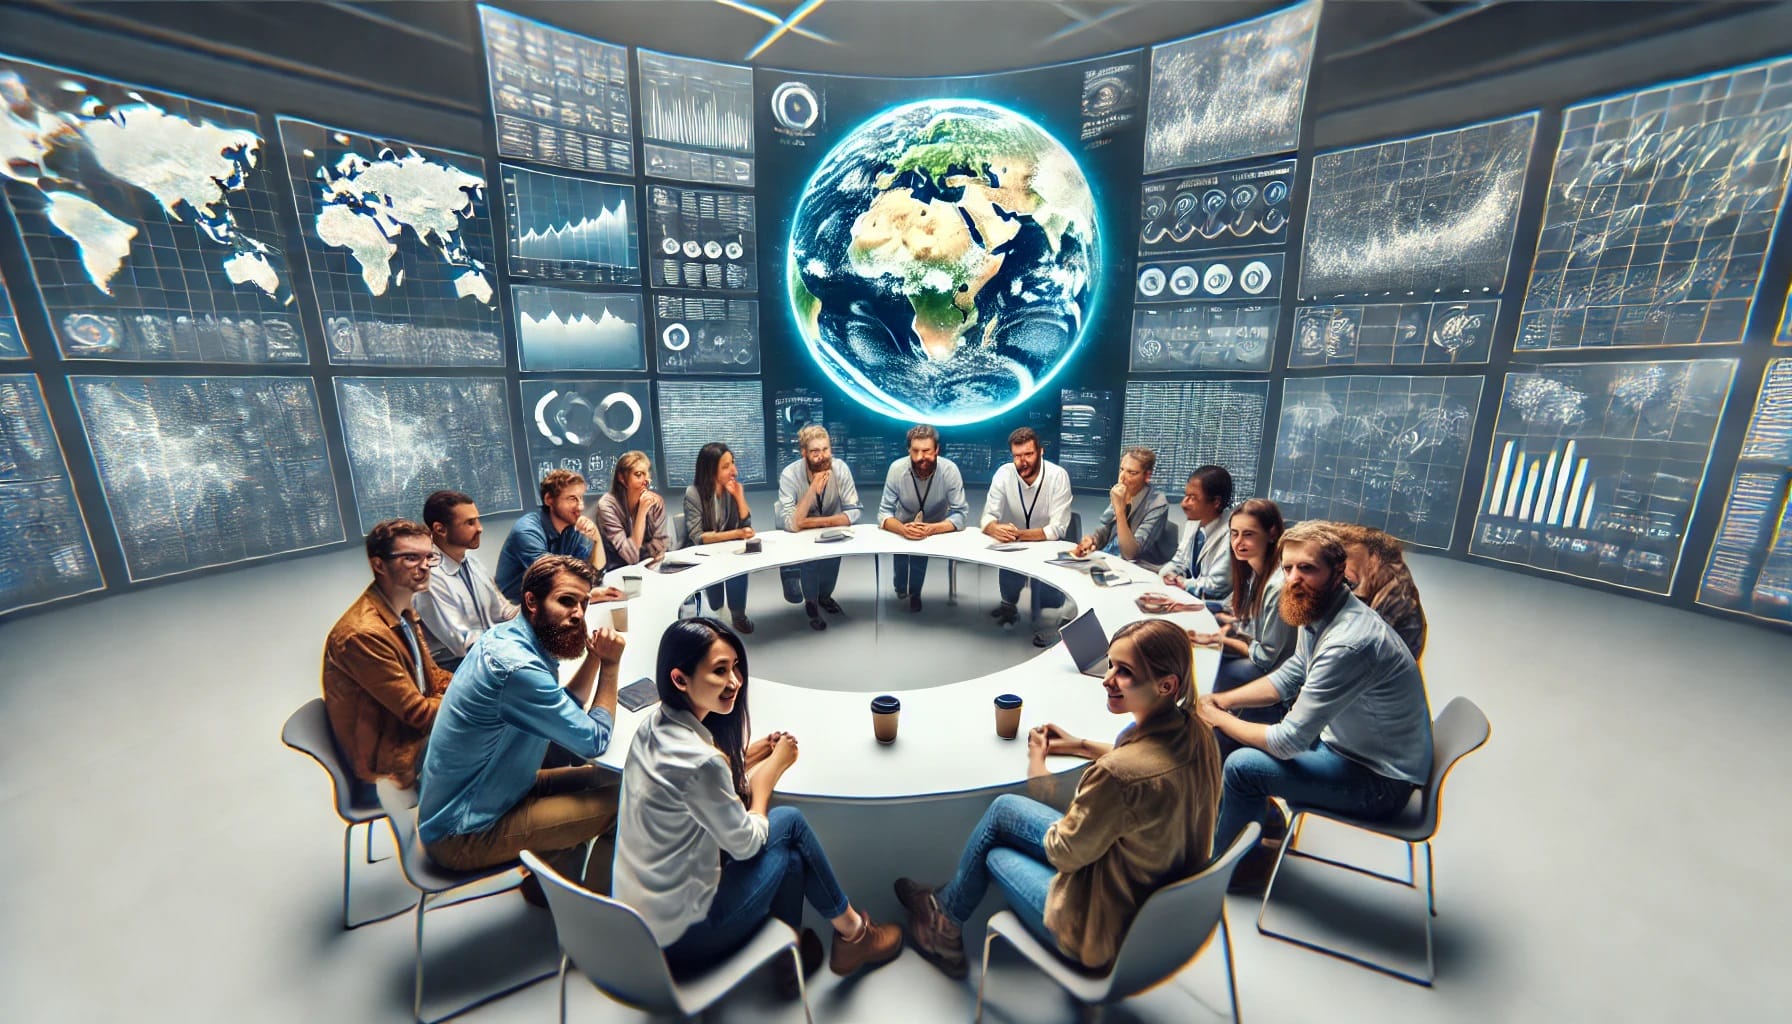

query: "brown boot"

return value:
[829, 911, 902, 976]
[894, 877, 967, 980]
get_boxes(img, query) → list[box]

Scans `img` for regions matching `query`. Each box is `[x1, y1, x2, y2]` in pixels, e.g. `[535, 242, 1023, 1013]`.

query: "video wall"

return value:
[2, 1, 1791, 633]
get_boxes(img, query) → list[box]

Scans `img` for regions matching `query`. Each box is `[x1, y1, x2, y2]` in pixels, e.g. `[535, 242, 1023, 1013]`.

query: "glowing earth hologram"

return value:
[786, 99, 1099, 425]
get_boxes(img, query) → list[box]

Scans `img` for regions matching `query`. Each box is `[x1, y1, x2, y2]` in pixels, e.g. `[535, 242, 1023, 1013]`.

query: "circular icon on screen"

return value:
[662, 323, 691, 351]
[704, 240, 723, 260]
[1202, 189, 1227, 214]
[682, 240, 702, 258]
[1145, 195, 1169, 220]
[661, 236, 681, 255]
[772, 81, 820, 132]
[1138, 338, 1164, 363]
[725, 241, 744, 260]
[597, 391, 643, 442]
[1137, 266, 1165, 297]
[1264, 180, 1290, 205]
[1169, 265, 1200, 296]
[1261, 209, 1287, 233]
[1201, 263, 1232, 295]
[1239, 260, 1272, 295]
[1231, 185, 1258, 210]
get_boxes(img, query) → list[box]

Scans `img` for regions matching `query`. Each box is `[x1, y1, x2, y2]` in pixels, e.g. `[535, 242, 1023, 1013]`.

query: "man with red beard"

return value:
[417, 555, 625, 900]
[1196, 521, 1433, 893]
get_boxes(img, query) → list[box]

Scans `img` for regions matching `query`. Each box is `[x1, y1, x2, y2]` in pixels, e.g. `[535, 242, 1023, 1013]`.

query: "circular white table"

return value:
[575, 524, 1220, 802]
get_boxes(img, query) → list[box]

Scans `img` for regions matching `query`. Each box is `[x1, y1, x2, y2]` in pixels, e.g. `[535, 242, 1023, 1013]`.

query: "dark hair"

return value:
[422, 490, 473, 530]
[1008, 426, 1040, 450]
[694, 442, 733, 506]
[906, 423, 940, 449]
[609, 450, 650, 501]
[520, 554, 601, 606]
[1121, 445, 1156, 477]
[539, 468, 585, 503]
[1112, 618, 1195, 707]
[1188, 464, 1234, 511]
[364, 518, 430, 560]
[657, 617, 752, 799]
[1227, 499, 1286, 621]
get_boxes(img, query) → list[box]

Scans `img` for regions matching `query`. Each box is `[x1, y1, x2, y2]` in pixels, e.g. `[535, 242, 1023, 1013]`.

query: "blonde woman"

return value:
[594, 450, 670, 574]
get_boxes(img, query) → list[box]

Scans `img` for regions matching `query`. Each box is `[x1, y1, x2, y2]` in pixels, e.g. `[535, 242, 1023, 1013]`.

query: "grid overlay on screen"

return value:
[655, 379, 767, 488]
[1699, 359, 1792, 622]
[0, 269, 25, 358]
[1120, 379, 1268, 497]
[503, 164, 641, 284]
[0, 374, 103, 612]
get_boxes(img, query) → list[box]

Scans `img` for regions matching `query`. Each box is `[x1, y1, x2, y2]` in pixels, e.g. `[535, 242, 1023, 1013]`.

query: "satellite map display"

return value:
[652, 294, 759, 374]
[70, 375, 343, 581]
[1130, 301, 1276, 372]
[1271, 375, 1484, 550]
[1519, 58, 1792, 350]
[647, 185, 757, 292]
[1699, 359, 1792, 624]
[0, 270, 24, 358]
[478, 5, 634, 175]
[1290, 299, 1500, 367]
[637, 50, 755, 186]
[520, 378, 654, 487]
[1138, 160, 1295, 257]
[1470, 358, 1736, 594]
[1121, 379, 1267, 497]
[0, 374, 103, 614]
[334, 376, 521, 533]
[656, 379, 767, 487]
[279, 118, 502, 366]
[0, 55, 303, 363]
[502, 165, 641, 285]
[1142, 1, 1318, 174]
[513, 285, 645, 372]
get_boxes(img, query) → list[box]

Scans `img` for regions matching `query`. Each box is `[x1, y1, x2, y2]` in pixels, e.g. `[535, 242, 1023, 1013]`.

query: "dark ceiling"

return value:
[14, 0, 1780, 119]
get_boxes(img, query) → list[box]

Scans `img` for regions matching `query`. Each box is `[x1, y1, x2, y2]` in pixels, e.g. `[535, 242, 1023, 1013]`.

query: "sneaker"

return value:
[894, 878, 966, 979]
[730, 613, 756, 635]
[1032, 628, 1059, 648]
[829, 912, 903, 976]
[773, 928, 825, 1000]
[1226, 840, 1283, 896]
[818, 596, 844, 615]
[990, 601, 1019, 625]
[908, 593, 922, 613]
[805, 601, 826, 631]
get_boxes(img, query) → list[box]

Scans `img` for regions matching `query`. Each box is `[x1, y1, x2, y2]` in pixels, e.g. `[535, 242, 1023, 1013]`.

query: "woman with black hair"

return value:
[682, 442, 755, 633]
[611, 618, 901, 993]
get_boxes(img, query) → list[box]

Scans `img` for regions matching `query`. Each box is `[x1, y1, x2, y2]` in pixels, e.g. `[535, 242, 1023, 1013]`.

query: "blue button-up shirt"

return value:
[416, 614, 613, 844]
[496, 506, 595, 604]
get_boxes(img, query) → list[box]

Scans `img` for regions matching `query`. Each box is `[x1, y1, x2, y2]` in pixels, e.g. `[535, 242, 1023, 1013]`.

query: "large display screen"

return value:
[656, 380, 768, 488]
[333, 376, 521, 533]
[1120, 379, 1268, 498]
[0, 269, 24, 359]
[0, 375, 103, 613]
[519, 378, 654, 488]
[477, 4, 635, 176]
[1699, 359, 1792, 623]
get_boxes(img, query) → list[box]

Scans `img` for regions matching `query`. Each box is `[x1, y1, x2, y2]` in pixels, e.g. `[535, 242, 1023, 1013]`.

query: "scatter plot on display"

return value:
[1131, 302, 1276, 372]
[334, 377, 521, 533]
[647, 185, 757, 292]
[1699, 359, 1792, 624]
[280, 118, 502, 366]
[0, 375, 103, 613]
[502, 165, 640, 285]
[637, 50, 755, 186]
[656, 379, 766, 488]
[1121, 379, 1267, 498]
[773, 388, 826, 459]
[0, 55, 302, 362]
[1290, 300, 1499, 367]
[652, 295, 759, 374]
[478, 5, 634, 175]
[1520, 58, 1792, 350]
[513, 285, 644, 372]
[1079, 57, 1141, 144]
[0, 270, 25, 358]
[520, 378, 654, 487]
[1138, 160, 1294, 257]
[70, 375, 343, 581]
[1059, 388, 1119, 489]
[1470, 359, 1736, 594]
[1142, 1, 1318, 173]
[1136, 253, 1281, 303]
[1271, 375, 1483, 550]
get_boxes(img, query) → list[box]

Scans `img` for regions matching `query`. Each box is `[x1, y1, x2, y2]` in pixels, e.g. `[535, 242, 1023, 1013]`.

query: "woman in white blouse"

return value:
[612, 618, 901, 994]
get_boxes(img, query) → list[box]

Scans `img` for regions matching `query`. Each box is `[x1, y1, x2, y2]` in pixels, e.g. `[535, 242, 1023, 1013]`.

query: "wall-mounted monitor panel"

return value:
[333, 376, 521, 534]
[513, 285, 646, 372]
[1270, 374, 1483, 549]
[655, 380, 767, 488]
[1120, 378, 1267, 497]
[0, 55, 302, 363]
[501, 165, 640, 285]
[1698, 358, 1792, 624]
[1138, 160, 1295, 258]
[773, 387, 826, 462]
[69, 375, 343, 580]
[477, 5, 635, 176]
[646, 185, 757, 293]
[651, 295, 759, 374]
[1291, 300, 1500, 368]
[1057, 387, 1120, 489]
[279, 118, 503, 366]
[0, 375, 103, 614]
[1519, 57, 1792, 351]
[0, 269, 25, 358]
[519, 378, 654, 488]
[1470, 358, 1736, 594]
[637, 50, 754, 186]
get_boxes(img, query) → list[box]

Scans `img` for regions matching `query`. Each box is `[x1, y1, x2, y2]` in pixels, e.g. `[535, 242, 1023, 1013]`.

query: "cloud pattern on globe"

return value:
[788, 100, 1098, 425]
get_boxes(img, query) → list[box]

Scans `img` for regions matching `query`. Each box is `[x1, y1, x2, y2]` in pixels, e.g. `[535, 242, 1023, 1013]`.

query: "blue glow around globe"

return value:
[787, 99, 1100, 425]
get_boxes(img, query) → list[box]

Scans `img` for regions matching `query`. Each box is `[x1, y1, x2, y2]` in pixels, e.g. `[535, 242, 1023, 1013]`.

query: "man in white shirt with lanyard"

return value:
[980, 427, 1074, 642]
[416, 490, 518, 671]
[878, 424, 969, 612]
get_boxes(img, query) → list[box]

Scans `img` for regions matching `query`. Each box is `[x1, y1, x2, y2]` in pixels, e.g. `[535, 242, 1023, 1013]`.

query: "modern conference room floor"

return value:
[1, 488, 1786, 1023]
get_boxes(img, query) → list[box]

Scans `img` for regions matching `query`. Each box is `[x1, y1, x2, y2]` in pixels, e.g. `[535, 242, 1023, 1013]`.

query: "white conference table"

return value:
[571, 524, 1219, 803]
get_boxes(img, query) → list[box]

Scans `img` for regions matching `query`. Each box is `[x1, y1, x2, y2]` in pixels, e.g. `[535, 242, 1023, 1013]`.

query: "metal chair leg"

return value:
[792, 945, 814, 1024]
[973, 929, 1001, 1023]
[1219, 908, 1241, 1024]
[1425, 841, 1436, 916]
[342, 822, 406, 930]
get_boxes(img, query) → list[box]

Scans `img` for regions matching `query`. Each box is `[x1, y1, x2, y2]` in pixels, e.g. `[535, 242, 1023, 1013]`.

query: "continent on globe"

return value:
[789, 100, 1099, 425]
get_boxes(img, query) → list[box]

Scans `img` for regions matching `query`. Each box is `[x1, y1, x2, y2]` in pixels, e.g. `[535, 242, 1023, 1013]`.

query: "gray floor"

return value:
[2, 490, 1788, 1023]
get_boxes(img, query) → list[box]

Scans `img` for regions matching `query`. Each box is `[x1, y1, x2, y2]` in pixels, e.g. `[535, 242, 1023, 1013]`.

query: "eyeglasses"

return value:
[387, 552, 442, 568]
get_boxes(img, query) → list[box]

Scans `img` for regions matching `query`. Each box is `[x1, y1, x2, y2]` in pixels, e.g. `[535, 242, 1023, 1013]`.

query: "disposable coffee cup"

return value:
[744, 537, 763, 553]
[610, 604, 629, 633]
[621, 575, 643, 598]
[994, 694, 1023, 739]
[871, 694, 900, 744]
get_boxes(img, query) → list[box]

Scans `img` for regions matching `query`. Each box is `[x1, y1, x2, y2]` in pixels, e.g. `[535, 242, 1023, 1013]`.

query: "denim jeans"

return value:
[799, 558, 841, 603]
[892, 554, 929, 595]
[1212, 654, 1286, 758]
[704, 573, 749, 614]
[936, 794, 1060, 949]
[663, 806, 850, 975]
[997, 570, 1065, 612]
[1214, 743, 1416, 853]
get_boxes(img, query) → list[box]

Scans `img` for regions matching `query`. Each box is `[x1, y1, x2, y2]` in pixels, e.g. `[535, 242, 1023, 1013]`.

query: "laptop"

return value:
[1059, 608, 1112, 678]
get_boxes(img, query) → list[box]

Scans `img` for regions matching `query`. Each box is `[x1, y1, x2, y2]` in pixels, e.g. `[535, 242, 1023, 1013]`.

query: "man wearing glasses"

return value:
[322, 519, 454, 802]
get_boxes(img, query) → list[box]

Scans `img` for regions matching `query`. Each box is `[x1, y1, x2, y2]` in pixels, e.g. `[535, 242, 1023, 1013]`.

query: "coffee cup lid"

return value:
[994, 693, 1023, 709]
[871, 695, 901, 713]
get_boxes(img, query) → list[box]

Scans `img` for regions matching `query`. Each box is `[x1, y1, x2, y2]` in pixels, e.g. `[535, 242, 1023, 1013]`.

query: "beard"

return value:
[531, 609, 588, 660]
[1280, 578, 1333, 627]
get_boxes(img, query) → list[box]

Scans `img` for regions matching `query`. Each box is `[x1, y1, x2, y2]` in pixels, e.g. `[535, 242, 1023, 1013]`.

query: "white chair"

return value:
[375, 780, 558, 1023]
[280, 698, 403, 929]
[975, 822, 1260, 1023]
[1256, 696, 1492, 985]
[520, 849, 812, 1023]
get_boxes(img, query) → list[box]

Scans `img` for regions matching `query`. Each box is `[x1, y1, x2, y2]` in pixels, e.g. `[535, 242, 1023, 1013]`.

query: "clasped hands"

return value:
[584, 625, 625, 662]
[1026, 722, 1082, 764]
[745, 731, 800, 777]
[983, 521, 1020, 543]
